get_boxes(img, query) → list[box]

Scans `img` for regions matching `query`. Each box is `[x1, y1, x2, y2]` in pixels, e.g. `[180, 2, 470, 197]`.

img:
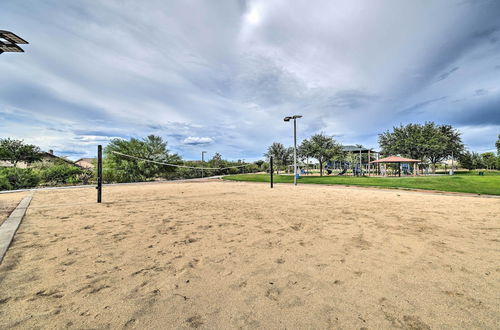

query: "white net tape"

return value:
[110, 151, 250, 171]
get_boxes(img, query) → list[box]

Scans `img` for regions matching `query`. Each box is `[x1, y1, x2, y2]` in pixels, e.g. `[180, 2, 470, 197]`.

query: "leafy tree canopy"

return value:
[481, 152, 496, 169]
[264, 142, 293, 173]
[208, 152, 224, 168]
[299, 133, 343, 176]
[0, 138, 42, 166]
[104, 135, 181, 182]
[379, 122, 464, 171]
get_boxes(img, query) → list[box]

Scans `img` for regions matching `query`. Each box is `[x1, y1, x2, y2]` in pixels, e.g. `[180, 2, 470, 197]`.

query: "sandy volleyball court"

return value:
[0, 181, 498, 329]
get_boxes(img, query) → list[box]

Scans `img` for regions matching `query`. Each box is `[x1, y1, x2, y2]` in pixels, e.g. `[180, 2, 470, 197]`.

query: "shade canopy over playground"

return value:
[342, 145, 378, 154]
[370, 156, 420, 176]
[370, 156, 420, 164]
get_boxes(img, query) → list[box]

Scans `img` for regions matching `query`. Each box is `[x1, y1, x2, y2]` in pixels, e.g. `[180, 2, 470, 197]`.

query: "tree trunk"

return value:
[319, 161, 323, 176]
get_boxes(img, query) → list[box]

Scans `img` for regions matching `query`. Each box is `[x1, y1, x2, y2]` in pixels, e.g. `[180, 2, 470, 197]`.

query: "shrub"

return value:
[41, 164, 83, 184]
[0, 175, 12, 190]
[0, 167, 40, 190]
[71, 171, 93, 185]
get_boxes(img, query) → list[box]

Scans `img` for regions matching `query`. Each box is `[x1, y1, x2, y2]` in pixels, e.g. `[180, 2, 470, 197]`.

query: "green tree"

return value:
[481, 152, 496, 170]
[496, 134, 500, 155]
[300, 133, 343, 176]
[104, 135, 181, 182]
[264, 142, 292, 174]
[427, 124, 464, 171]
[209, 152, 223, 168]
[460, 151, 486, 170]
[471, 152, 485, 169]
[496, 135, 500, 169]
[379, 122, 463, 172]
[458, 151, 474, 170]
[0, 138, 42, 167]
[298, 139, 313, 162]
[284, 147, 294, 171]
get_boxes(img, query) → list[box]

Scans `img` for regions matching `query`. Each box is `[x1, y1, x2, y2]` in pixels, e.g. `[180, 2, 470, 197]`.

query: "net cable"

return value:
[110, 151, 251, 170]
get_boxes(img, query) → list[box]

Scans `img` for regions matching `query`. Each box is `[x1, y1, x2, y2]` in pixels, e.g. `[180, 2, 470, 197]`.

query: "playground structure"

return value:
[288, 145, 429, 177]
[326, 145, 380, 176]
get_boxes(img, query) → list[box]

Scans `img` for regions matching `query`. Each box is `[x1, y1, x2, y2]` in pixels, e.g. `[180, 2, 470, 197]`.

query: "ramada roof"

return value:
[370, 156, 420, 163]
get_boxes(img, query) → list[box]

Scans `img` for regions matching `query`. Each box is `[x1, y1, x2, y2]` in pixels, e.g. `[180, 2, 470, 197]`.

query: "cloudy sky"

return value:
[1, 0, 499, 161]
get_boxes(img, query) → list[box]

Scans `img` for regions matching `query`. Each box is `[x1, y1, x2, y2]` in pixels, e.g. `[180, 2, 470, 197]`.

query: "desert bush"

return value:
[41, 164, 83, 184]
[0, 175, 12, 190]
[0, 167, 40, 190]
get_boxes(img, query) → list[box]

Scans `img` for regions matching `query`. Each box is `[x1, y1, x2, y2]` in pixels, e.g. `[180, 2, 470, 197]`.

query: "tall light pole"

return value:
[284, 115, 302, 186]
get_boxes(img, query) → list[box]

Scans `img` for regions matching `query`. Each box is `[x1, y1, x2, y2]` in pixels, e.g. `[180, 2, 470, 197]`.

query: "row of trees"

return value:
[0, 135, 262, 190]
[457, 134, 500, 170]
[458, 151, 498, 170]
[103, 135, 261, 182]
[265, 123, 500, 175]
[380, 126, 500, 171]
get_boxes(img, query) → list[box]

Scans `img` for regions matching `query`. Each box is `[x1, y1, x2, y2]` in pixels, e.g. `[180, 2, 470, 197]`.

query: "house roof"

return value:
[370, 156, 420, 163]
[41, 152, 75, 164]
[76, 158, 95, 163]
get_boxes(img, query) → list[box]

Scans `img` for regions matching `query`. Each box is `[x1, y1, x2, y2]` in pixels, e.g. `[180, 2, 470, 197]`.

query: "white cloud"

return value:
[182, 136, 214, 145]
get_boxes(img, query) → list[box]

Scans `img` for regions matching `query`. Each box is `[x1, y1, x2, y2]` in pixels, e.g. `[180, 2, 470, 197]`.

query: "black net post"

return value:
[270, 156, 273, 189]
[97, 145, 102, 203]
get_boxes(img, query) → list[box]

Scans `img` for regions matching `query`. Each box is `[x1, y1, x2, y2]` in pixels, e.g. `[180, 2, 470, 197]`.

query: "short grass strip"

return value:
[223, 173, 500, 195]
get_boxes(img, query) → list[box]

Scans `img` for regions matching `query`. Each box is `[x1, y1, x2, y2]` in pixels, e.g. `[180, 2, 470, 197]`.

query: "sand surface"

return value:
[0, 181, 498, 329]
[0, 192, 27, 226]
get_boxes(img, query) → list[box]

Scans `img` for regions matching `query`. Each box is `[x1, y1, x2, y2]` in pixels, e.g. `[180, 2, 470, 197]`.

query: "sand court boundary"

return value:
[0, 194, 33, 264]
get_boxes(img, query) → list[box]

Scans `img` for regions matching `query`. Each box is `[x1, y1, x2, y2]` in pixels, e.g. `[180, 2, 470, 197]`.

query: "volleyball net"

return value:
[101, 150, 258, 183]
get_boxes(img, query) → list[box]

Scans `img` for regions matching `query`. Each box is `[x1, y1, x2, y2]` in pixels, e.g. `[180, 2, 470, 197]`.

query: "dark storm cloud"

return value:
[446, 95, 500, 126]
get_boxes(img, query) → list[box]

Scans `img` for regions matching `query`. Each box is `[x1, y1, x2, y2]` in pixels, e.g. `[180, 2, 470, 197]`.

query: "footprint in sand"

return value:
[124, 318, 136, 328]
[265, 287, 281, 301]
[35, 289, 64, 299]
[185, 315, 203, 328]
[232, 313, 260, 329]
[60, 259, 76, 266]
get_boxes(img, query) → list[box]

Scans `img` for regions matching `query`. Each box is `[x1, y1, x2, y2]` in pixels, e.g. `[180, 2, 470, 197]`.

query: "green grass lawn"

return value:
[223, 172, 500, 195]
